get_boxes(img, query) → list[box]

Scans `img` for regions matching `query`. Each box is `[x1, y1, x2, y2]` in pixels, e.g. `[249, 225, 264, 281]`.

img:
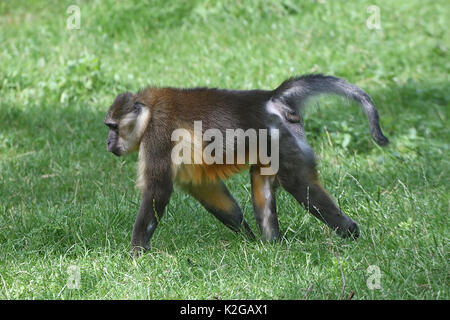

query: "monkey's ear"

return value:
[133, 102, 145, 113]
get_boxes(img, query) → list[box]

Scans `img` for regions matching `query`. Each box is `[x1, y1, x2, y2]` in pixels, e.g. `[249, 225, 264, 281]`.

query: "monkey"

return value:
[104, 74, 389, 256]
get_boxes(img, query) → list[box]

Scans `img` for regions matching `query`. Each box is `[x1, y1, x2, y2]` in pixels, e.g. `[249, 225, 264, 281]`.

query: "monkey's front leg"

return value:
[131, 185, 172, 256]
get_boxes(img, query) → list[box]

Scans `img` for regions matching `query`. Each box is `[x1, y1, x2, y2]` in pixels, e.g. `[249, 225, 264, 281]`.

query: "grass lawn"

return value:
[0, 0, 448, 299]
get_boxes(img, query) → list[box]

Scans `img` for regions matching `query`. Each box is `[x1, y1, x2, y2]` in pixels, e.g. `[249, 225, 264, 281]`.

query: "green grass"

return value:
[0, 0, 448, 299]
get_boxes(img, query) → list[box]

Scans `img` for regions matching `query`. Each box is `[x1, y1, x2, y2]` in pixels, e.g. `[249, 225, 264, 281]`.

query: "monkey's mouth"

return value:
[111, 149, 122, 157]
[107, 144, 122, 156]
[107, 140, 122, 156]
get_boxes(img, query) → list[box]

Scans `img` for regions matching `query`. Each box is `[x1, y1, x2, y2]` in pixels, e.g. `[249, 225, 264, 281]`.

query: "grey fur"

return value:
[272, 74, 389, 146]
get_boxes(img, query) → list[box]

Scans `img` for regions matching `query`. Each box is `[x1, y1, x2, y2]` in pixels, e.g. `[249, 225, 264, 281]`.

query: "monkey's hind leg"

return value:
[278, 168, 360, 239]
[181, 180, 255, 239]
[250, 165, 280, 242]
[277, 137, 359, 239]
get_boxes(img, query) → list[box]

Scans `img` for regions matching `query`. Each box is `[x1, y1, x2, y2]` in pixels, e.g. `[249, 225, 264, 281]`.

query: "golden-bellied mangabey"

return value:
[104, 74, 389, 256]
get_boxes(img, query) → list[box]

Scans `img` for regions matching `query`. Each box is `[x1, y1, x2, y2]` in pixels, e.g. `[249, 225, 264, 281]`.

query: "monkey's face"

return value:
[104, 92, 150, 156]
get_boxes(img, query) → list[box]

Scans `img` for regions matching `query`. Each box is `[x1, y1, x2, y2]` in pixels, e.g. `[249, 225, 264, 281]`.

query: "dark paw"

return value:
[337, 220, 360, 240]
[130, 245, 146, 258]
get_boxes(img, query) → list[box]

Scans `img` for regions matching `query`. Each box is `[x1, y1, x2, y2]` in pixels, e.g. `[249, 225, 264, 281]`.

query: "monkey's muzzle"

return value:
[107, 140, 121, 156]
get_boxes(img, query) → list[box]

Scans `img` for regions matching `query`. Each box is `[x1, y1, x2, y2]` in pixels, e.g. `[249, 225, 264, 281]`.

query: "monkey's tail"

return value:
[272, 74, 389, 146]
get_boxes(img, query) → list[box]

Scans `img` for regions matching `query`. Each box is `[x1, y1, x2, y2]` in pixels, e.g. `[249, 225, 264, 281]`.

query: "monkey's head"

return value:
[104, 92, 150, 156]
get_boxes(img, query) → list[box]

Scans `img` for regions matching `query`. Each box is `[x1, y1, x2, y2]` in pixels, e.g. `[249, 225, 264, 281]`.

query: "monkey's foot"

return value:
[335, 219, 360, 240]
[130, 245, 147, 258]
